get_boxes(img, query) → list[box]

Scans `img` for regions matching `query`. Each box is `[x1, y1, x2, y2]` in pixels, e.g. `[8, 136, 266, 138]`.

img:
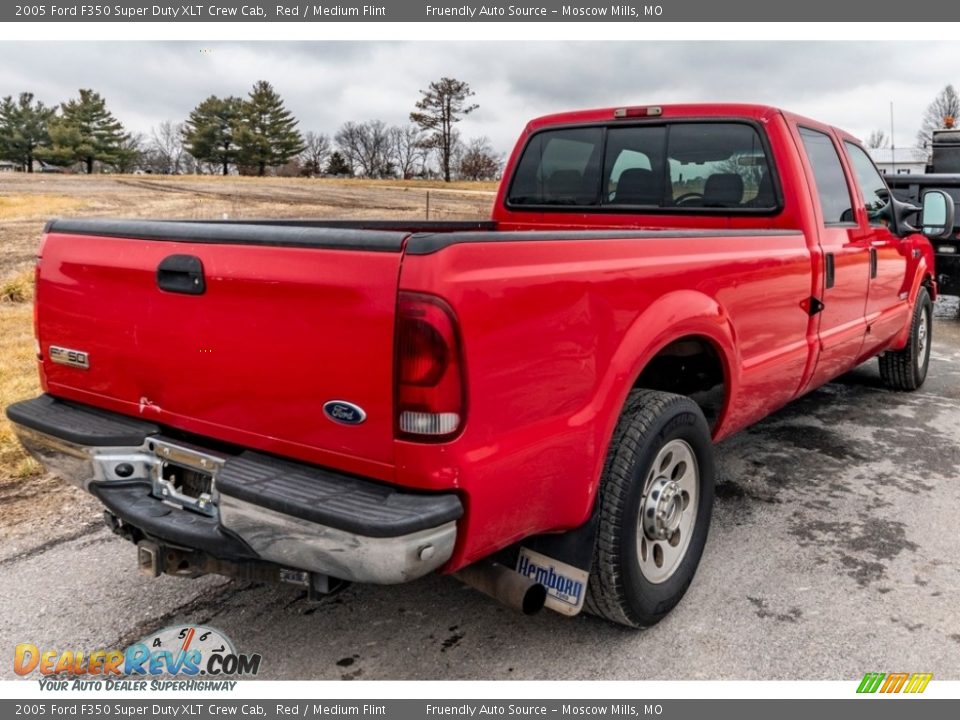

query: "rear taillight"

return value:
[395, 292, 465, 440]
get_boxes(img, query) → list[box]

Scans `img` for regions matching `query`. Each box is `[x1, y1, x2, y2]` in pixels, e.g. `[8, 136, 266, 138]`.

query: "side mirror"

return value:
[920, 190, 955, 240]
[875, 188, 918, 237]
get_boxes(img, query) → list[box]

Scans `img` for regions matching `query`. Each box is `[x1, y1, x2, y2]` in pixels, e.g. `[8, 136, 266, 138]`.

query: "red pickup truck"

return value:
[8, 104, 954, 628]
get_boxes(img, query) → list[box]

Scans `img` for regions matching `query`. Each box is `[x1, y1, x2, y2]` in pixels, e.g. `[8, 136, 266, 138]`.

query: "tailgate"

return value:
[35, 220, 408, 473]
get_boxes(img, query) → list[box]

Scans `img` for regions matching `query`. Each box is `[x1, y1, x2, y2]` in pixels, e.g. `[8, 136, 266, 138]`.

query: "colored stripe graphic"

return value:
[857, 673, 885, 693]
[857, 672, 932, 694]
[904, 673, 933, 694]
[881, 672, 909, 693]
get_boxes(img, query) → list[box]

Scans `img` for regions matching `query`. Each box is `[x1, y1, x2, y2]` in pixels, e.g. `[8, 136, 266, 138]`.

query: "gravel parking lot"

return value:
[1, 300, 958, 682]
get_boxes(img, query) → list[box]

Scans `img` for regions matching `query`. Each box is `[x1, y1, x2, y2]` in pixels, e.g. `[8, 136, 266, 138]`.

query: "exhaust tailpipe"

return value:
[455, 560, 547, 615]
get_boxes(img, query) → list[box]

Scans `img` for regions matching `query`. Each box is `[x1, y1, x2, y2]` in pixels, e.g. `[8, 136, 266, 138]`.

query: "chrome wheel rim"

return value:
[917, 307, 930, 372]
[636, 439, 699, 584]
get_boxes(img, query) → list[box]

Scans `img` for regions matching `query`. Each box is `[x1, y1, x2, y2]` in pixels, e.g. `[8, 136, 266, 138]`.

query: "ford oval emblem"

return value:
[323, 400, 367, 426]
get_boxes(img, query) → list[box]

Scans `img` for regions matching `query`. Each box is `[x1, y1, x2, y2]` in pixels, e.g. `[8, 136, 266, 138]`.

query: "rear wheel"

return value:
[585, 389, 715, 628]
[879, 287, 932, 391]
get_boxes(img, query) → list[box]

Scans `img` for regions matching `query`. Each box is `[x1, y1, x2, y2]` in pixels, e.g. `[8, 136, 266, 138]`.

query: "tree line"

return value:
[0, 76, 501, 181]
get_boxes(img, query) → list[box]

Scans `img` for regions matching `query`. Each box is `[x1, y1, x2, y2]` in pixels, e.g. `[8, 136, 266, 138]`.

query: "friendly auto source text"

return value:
[425, 5, 663, 17]
[425, 705, 661, 716]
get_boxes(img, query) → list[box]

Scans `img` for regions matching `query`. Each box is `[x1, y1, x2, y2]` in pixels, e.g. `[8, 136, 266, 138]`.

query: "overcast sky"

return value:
[0, 42, 953, 155]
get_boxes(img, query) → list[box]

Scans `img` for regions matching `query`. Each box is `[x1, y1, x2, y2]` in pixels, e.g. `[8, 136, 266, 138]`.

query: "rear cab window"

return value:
[509, 127, 603, 206]
[507, 121, 779, 212]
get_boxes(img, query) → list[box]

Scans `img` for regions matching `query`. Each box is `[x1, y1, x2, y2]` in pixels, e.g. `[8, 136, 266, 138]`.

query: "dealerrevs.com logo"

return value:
[857, 672, 933, 694]
[14, 625, 261, 690]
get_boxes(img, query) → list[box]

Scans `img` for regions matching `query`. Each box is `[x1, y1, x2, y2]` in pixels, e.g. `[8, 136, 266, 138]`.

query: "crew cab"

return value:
[7, 104, 953, 627]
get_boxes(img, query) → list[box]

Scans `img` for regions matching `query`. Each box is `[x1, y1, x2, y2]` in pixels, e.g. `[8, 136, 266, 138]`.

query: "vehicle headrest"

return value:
[703, 173, 744, 206]
[612, 168, 661, 205]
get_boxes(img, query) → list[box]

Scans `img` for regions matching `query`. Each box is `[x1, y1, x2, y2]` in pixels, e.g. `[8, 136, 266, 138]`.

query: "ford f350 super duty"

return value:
[7, 104, 954, 627]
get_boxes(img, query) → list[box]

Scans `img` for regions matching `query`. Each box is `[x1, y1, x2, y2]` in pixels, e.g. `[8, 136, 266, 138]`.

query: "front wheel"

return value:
[879, 287, 932, 391]
[585, 389, 715, 628]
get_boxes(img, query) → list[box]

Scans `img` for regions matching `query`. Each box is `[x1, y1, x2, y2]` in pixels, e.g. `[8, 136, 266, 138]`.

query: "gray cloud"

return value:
[0, 41, 951, 154]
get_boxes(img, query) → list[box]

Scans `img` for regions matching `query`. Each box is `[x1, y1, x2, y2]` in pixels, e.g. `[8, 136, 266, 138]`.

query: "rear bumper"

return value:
[7, 394, 462, 584]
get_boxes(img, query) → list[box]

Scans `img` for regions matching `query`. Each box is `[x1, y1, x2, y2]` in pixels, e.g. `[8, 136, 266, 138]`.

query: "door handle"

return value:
[825, 253, 835, 289]
[869, 248, 878, 279]
[157, 255, 205, 295]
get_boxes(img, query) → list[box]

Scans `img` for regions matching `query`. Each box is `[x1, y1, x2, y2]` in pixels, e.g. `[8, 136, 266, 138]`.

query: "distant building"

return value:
[868, 147, 926, 176]
[0, 160, 17, 173]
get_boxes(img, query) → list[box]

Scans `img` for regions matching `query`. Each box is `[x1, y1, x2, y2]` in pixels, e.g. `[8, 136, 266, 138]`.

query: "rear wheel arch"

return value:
[630, 334, 731, 434]
[586, 295, 737, 498]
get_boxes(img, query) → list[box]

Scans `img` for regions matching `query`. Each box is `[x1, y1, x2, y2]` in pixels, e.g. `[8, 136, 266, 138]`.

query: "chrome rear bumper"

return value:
[8, 395, 461, 585]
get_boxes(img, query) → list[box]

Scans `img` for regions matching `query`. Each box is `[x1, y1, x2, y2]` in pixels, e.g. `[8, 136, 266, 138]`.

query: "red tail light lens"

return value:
[395, 292, 465, 440]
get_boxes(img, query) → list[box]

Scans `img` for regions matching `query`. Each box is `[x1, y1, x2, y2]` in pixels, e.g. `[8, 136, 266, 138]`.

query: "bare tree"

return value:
[457, 136, 501, 181]
[298, 131, 331, 176]
[334, 120, 393, 177]
[149, 120, 189, 174]
[389, 125, 428, 179]
[448, 130, 465, 178]
[866, 129, 889, 149]
[917, 85, 960, 150]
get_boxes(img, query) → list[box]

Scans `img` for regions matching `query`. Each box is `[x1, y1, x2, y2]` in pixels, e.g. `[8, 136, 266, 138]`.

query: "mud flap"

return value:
[516, 509, 598, 616]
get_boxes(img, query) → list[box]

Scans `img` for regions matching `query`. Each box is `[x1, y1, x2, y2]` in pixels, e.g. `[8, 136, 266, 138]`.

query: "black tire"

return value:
[585, 389, 715, 628]
[879, 287, 932, 391]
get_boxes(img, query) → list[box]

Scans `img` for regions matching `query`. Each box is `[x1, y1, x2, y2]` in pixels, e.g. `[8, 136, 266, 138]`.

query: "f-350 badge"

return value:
[48, 346, 90, 370]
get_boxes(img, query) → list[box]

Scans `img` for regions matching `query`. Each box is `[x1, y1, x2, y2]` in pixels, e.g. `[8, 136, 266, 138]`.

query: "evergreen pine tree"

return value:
[236, 81, 305, 176]
[182, 95, 244, 175]
[0, 93, 55, 172]
[45, 89, 129, 174]
[325, 151, 352, 176]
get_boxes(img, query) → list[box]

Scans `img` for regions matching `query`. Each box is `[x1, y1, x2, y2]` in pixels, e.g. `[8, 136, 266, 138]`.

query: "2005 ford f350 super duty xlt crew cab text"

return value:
[8, 104, 955, 627]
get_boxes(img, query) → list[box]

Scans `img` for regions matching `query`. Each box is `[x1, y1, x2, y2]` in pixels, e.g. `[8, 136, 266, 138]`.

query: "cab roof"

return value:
[524, 104, 867, 148]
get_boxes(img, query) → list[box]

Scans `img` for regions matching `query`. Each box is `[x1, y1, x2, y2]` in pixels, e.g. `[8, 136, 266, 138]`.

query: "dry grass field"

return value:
[0, 173, 495, 539]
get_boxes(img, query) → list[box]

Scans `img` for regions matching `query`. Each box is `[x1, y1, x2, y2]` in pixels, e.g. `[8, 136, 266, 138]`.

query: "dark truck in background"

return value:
[886, 127, 960, 302]
[887, 174, 960, 300]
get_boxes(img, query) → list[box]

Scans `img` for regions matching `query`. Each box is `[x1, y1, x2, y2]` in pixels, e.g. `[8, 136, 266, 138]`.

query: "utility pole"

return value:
[890, 102, 896, 175]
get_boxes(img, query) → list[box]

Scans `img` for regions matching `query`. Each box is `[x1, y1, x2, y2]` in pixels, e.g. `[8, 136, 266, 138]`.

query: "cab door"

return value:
[794, 126, 871, 390]
[842, 140, 911, 356]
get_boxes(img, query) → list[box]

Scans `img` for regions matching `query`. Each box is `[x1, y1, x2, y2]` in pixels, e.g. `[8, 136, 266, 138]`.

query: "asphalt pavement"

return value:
[2, 299, 958, 681]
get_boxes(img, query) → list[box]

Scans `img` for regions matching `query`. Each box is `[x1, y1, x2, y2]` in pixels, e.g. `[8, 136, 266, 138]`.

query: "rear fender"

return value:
[518, 291, 736, 577]
[583, 290, 736, 523]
